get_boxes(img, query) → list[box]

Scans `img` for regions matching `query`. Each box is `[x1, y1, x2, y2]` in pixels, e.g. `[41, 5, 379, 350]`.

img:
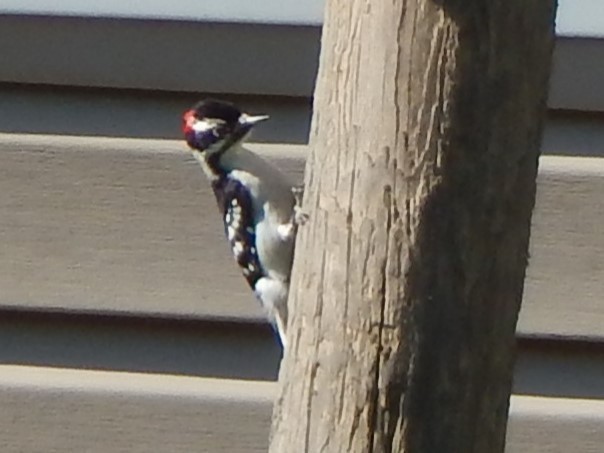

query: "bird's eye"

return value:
[195, 128, 224, 151]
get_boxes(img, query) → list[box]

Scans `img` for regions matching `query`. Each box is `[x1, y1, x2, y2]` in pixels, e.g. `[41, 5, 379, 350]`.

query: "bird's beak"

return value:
[234, 113, 269, 141]
[239, 114, 270, 127]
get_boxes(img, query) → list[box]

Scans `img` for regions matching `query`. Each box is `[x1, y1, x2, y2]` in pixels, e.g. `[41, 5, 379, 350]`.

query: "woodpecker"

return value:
[182, 99, 305, 349]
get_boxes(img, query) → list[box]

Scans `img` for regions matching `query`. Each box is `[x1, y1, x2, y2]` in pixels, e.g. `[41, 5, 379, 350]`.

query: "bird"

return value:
[182, 99, 305, 349]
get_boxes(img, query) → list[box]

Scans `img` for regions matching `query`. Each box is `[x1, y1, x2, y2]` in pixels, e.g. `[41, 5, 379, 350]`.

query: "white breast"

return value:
[254, 206, 295, 282]
[195, 144, 296, 282]
[226, 148, 295, 282]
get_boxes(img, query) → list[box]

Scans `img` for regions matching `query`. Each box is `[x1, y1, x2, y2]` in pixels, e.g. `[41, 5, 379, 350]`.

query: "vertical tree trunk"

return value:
[270, 1, 557, 452]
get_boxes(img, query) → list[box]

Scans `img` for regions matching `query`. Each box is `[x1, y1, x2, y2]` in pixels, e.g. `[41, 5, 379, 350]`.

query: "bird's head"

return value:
[182, 99, 269, 156]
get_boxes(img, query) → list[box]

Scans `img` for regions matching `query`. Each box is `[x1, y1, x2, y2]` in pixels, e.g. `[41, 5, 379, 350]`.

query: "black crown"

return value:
[192, 99, 242, 126]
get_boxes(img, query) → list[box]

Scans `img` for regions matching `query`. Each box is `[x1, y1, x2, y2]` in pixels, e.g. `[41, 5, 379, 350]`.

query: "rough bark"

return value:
[270, 1, 557, 452]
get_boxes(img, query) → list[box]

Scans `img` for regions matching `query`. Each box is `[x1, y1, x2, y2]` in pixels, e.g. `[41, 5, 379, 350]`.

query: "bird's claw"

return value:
[293, 206, 309, 226]
[292, 186, 309, 226]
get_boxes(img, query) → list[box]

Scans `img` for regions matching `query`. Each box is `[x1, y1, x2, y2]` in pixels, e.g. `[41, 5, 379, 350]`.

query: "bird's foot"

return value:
[292, 186, 309, 226]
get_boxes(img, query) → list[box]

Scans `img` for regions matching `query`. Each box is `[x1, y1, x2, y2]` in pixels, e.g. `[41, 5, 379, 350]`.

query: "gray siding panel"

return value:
[0, 0, 600, 35]
[1, 16, 603, 111]
[1, 134, 602, 340]
[1, 8, 602, 451]
[0, 16, 320, 97]
[549, 38, 604, 111]
[0, 365, 602, 453]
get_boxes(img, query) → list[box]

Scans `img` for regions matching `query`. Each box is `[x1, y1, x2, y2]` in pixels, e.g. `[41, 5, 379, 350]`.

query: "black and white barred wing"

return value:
[214, 178, 264, 289]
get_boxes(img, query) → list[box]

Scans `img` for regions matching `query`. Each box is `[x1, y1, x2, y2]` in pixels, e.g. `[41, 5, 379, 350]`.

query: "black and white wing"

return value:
[211, 177, 264, 289]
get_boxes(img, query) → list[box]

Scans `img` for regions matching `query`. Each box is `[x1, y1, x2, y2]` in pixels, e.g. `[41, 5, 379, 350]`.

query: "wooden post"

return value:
[270, 1, 557, 452]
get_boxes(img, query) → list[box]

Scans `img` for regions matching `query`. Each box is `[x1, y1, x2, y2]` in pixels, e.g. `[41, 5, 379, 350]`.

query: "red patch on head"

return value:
[182, 110, 197, 134]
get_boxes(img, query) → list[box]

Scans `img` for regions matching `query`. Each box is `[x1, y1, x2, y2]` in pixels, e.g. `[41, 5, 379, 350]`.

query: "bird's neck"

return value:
[191, 143, 251, 180]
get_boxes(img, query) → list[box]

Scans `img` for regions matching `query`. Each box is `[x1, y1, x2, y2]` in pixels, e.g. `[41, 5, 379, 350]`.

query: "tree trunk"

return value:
[270, 1, 557, 452]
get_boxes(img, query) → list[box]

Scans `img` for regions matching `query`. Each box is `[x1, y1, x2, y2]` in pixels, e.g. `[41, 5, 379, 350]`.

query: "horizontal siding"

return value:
[556, 0, 604, 37]
[0, 85, 313, 143]
[520, 155, 604, 339]
[507, 395, 604, 453]
[1, 7, 601, 450]
[0, 135, 303, 321]
[0, 0, 599, 36]
[0, 366, 274, 453]
[549, 38, 604, 111]
[0, 134, 602, 340]
[3, 86, 604, 153]
[0, 0, 325, 25]
[2, 310, 603, 398]
[0, 16, 320, 97]
[0, 16, 603, 111]
[0, 365, 602, 453]
[543, 112, 604, 158]
[0, 310, 282, 381]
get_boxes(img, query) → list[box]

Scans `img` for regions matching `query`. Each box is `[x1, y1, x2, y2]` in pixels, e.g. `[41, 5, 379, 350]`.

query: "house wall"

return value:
[1, 5, 603, 451]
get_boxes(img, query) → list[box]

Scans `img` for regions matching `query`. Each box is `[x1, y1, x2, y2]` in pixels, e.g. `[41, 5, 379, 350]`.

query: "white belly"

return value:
[255, 206, 295, 282]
